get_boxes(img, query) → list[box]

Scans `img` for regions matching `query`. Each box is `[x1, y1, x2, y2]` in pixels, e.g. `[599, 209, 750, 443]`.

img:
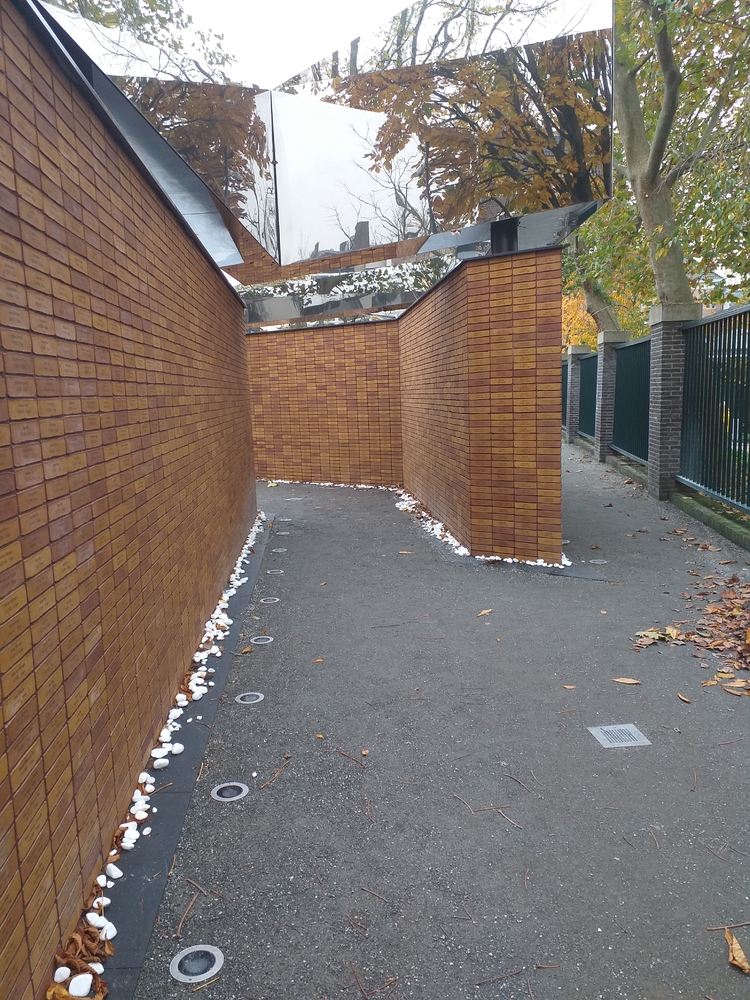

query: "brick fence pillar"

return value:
[648, 303, 702, 500]
[564, 344, 588, 443]
[593, 329, 630, 462]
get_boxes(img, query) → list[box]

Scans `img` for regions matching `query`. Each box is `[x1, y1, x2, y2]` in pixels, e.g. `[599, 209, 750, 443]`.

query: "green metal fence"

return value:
[678, 305, 750, 512]
[562, 360, 568, 426]
[612, 338, 650, 463]
[578, 354, 597, 438]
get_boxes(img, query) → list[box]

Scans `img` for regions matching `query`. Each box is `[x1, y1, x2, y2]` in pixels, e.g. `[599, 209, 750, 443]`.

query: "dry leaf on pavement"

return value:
[677, 693, 691, 703]
[612, 677, 641, 685]
[725, 928, 750, 973]
[477, 609, 492, 617]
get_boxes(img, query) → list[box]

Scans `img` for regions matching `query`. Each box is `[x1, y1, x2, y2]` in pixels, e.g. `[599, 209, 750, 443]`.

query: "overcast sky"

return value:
[179, 0, 410, 89]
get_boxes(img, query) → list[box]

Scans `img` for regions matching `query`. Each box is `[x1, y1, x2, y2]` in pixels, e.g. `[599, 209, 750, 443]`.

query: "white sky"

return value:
[179, 0, 410, 89]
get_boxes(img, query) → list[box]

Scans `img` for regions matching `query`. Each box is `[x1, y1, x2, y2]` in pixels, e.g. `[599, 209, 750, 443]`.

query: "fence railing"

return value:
[561, 360, 568, 426]
[578, 354, 597, 438]
[612, 337, 650, 464]
[677, 305, 750, 512]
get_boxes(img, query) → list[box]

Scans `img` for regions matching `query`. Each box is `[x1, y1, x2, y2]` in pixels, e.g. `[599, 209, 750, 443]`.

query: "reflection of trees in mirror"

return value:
[113, 80, 270, 223]
[51, 0, 234, 82]
[332, 30, 611, 231]
[240, 256, 458, 309]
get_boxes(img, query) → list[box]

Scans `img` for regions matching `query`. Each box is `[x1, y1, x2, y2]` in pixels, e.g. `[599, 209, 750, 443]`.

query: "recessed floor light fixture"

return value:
[276, 531, 290, 535]
[260, 597, 280, 604]
[266, 570, 284, 575]
[278, 518, 292, 521]
[235, 692, 264, 704]
[210, 782, 249, 801]
[272, 548, 287, 553]
[170, 946, 224, 984]
[249, 635, 273, 644]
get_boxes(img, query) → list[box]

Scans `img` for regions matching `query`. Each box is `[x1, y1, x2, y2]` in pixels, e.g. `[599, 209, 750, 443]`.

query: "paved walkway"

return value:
[128, 444, 749, 1000]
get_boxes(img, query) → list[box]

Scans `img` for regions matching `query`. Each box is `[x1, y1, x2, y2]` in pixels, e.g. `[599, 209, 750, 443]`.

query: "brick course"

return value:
[0, 3, 256, 996]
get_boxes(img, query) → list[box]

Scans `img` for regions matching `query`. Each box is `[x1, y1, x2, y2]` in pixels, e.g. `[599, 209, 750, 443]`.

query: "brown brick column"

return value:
[594, 330, 630, 461]
[647, 304, 702, 500]
[564, 344, 588, 443]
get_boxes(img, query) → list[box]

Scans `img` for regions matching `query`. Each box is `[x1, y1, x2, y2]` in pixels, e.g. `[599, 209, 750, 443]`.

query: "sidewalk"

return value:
[128, 443, 749, 1000]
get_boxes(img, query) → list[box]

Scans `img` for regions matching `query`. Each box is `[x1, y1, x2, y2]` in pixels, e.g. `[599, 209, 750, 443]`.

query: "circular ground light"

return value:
[266, 570, 284, 575]
[260, 597, 280, 604]
[272, 548, 287, 553]
[210, 782, 249, 802]
[277, 518, 292, 521]
[235, 691, 264, 704]
[249, 635, 274, 644]
[276, 531, 290, 535]
[170, 946, 224, 984]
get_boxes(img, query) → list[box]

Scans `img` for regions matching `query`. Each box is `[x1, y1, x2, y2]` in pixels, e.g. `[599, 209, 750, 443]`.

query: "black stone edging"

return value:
[102, 514, 274, 1000]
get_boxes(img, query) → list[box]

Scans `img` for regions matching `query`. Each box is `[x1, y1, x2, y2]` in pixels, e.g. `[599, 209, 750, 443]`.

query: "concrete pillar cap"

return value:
[649, 303, 702, 325]
[567, 344, 590, 356]
[597, 329, 630, 345]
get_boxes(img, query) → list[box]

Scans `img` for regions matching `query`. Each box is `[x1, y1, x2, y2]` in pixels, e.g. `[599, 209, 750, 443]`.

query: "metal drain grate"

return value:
[588, 724, 651, 748]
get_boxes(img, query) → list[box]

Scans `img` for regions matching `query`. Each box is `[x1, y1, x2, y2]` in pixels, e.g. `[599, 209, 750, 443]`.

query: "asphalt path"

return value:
[130, 444, 750, 1000]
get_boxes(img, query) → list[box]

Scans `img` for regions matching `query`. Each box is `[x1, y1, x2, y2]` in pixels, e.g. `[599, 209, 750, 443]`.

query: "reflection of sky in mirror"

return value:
[270, 93, 423, 263]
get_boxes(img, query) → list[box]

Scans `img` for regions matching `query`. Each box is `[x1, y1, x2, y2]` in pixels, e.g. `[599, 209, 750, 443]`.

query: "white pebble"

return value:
[208, 682, 215, 687]
[134, 810, 148, 821]
[138, 772, 151, 784]
[153, 758, 169, 770]
[186, 718, 193, 723]
[252, 772, 257, 778]
[145, 785, 155, 794]
[100, 921, 117, 940]
[158, 728, 171, 743]
[54, 968, 70, 983]
[150, 747, 169, 758]
[92, 896, 111, 909]
[192, 692, 203, 701]
[151, 807, 157, 813]
[171, 743, 184, 754]
[96, 875, 107, 887]
[196, 716, 203, 721]
[142, 827, 152, 835]
[109, 850, 117, 856]
[106, 863, 123, 878]
[120, 841, 134, 851]
[85, 912, 106, 928]
[68, 973, 93, 997]
[106, 881, 114, 888]
[88, 963, 104, 974]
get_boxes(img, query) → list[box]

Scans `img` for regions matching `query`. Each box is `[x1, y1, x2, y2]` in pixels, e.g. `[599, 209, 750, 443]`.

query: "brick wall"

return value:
[246, 321, 402, 485]
[399, 263, 472, 545]
[247, 251, 562, 562]
[400, 252, 562, 561]
[0, 3, 256, 997]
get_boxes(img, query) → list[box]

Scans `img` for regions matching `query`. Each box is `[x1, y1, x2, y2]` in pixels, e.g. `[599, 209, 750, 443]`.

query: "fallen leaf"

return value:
[496, 637, 502, 641]
[602, 503, 613, 507]
[312, 658, 324, 663]
[719, 560, 738, 565]
[241, 647, 252, 654]
[624, 478, 633, 484]
[477, 609, 493, 617]
[687, 570, 700, 576]
[563, 685, 576, 689]
[677, 693, 691, 703]
[590, 544, 600, 549]
[626, 532, 635, 537]
[637, 527, 651, 533]
[600, 610, 607, 615]
[612, 677, 641, 685]
[267, 481, 278, 487]
[320, 582, 327, 586]
[701, 679, 718, 686]
[725, 928, 750, 974]
[361, 749, 369, 756]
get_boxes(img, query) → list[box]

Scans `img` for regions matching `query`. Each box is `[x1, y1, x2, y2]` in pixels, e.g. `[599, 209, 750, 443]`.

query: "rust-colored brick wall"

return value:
[0, 4, 256, 998]
[401, 252, 562, 560]
[247, 252, 562, 562]
[246, 321, 402, 485]
[399, 264, 472, 546]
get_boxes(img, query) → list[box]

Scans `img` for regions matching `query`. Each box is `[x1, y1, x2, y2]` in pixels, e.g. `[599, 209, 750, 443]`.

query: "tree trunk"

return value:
[613, 53, 695, 307]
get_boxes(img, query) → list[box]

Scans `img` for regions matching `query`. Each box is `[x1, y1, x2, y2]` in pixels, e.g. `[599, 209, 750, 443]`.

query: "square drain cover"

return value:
[588, 723, 651, 748]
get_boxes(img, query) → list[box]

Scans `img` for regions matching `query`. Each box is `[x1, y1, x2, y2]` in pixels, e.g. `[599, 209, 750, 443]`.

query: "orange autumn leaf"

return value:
[677, 693, 691, 703]
[725, 928, 750, 974]
[612, 677, 641, 685]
